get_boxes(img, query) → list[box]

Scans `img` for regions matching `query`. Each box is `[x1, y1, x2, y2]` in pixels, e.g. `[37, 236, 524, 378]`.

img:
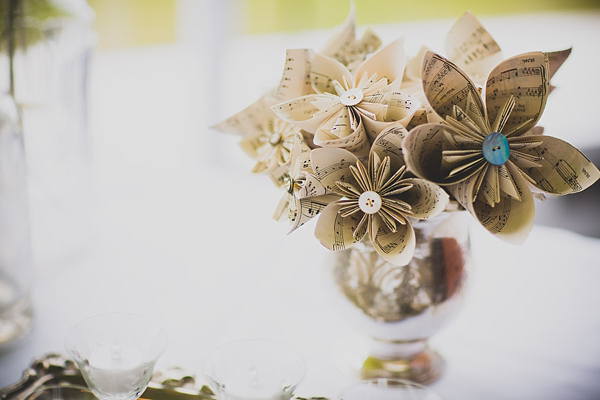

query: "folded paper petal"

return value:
[272, 94, 342, 132]
[289, 135, 312, 173]
[370, 124, 409, 172]
[314, 203, 364, 251]
[512, 135, 600, 195]
[362, 107, 417, 142]
[238, 131, 262, 159]
[485, 52, 549, 137]
[354, 38, 406, 90]
[314, 112, 370, 158]
[547, 48, 571, 80]
[379, 91, 421, 122]
[310, 53, 353, 95]
[401, 178, 450, 219]
[273, 48, 315, 101]
[403, 123, 448, 184]
[289, 194, 341, 234]
[296, 172, 328, 198]
[444, 11, 503, 84]
[212, 95, 270, 137]
[320, 5, 382, 72]
[422, 51, 484, 124]
[321, 5, 356, 60]
[449, 161, 535, 244]
[310, 148, 358, 192]
[404, 46, 430, 82]
[371, 221, 415, 266]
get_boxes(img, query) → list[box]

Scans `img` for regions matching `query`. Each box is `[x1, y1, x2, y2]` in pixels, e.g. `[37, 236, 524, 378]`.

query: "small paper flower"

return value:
[271, 39, 420, 158]
[403, 51, 600, 243]
[240, 118, 302, 174]
[314, 126, 449, 265]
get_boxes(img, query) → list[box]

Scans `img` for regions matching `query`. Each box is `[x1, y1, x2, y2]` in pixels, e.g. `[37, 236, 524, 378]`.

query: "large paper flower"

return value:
[271, 39, 420, 158]
[403, 51, 600, 243]
[314, 125, 449, 265]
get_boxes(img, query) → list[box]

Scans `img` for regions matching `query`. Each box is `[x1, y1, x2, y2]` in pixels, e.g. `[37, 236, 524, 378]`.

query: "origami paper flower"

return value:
[314, 126, 449, 265]
[271, 39, 420, 158]
[272, 136, 340, 233]
[239, 117, 302, 174]
[403, 51, 600, 243]
[320, 5, 382, 73]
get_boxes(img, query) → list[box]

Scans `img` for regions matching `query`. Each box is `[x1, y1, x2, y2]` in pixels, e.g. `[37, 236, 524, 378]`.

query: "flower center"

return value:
[482, 132, 510, 165]
[340, 88, 364, 106]
[269, 132, 282, 146]
[358, 191, 382, 214]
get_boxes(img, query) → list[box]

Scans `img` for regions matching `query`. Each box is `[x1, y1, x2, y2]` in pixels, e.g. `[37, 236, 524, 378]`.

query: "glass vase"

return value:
[331, 210, 472, 384]
[0, 92, 33, 347]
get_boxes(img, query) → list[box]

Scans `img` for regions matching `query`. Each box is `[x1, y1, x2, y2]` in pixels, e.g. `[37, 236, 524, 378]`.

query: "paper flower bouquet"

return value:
[213, 10, 600, 266]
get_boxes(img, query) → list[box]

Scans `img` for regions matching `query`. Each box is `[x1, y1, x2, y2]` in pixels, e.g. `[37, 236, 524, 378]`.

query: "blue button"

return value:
[482, 132, 510, 165]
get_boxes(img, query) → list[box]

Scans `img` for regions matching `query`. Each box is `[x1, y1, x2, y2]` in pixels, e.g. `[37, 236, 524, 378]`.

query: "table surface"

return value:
[1, 9, 600, 400]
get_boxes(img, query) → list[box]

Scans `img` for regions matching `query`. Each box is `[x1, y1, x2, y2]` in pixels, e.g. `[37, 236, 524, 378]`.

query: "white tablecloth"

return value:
[1, 10, 600, 400]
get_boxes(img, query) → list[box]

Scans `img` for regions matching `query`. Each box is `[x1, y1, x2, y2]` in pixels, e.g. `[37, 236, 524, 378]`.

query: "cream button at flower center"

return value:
[340, 88, 364, 106]
[358, 191, 382, 214]
[269, 132, 282, 146]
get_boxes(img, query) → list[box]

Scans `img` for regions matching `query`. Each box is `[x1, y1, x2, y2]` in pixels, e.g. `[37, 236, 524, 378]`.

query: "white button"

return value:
[340, 88, 364, 106]
[358, 191, 382, 214]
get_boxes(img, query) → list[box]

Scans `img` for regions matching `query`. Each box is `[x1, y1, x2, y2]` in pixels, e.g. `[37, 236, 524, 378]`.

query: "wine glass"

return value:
[336, 378, 442, 400]
[64, 313, 167, 400]
[203, 339, 306, 400]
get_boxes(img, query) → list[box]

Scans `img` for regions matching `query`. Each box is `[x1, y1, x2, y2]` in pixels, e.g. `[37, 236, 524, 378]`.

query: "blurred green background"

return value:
[87, 0, 600, 49]
[244, 0, 600, 33]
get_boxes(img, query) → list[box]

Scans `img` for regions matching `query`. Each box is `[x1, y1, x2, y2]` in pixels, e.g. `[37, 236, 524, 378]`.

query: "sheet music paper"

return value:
[403, 51, 599, 243]
[212, 8, 597, 253]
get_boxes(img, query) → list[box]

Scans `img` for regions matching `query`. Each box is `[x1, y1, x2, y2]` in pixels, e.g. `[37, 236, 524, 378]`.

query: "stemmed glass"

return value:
[336, 378, 442, 400]
[64, 313, 167, 400]
[203, 339, 306, 400]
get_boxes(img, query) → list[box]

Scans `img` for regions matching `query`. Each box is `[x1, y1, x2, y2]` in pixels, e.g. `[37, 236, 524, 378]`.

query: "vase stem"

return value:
[362, 339, 444, 384]
[369, 338, 427, 359]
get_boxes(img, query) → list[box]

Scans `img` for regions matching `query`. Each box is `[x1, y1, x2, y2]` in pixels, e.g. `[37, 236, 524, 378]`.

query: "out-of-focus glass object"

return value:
[336, 378, 442, 400]
[65, 313, 168, 400]
[0, 0, 96, 273]
[0, 92, 33, 348]
[203, 339, 306, 400]
[331, 211, 471, 384]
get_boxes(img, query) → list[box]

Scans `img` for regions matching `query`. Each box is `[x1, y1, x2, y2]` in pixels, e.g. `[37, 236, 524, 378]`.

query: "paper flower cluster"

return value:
[213, 10, 599, 265]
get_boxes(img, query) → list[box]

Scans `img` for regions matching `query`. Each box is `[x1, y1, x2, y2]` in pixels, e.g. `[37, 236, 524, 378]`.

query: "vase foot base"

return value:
[360, 345, 445, 385]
